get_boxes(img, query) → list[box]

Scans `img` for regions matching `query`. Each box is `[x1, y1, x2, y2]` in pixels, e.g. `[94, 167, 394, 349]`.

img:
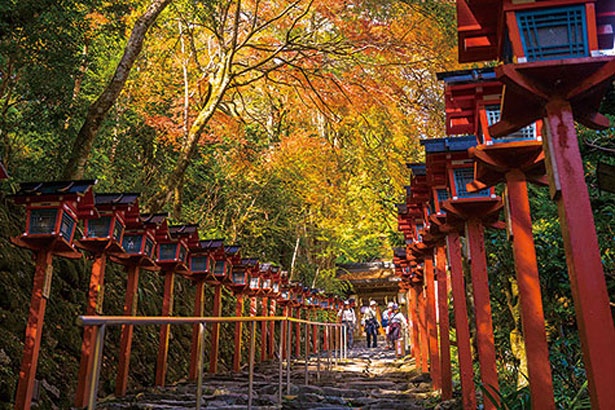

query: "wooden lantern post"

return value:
[456, 1, 615, 406]
[291, 283, 305, 358]
[436, 137, 503, 409]
[110, 212, 164, 397]
[187, 240, 214, 380]
[10, 180, 96, 410]
[154, 223, 197, 387]
[73, 193, 139, 408]
[419, 139, 479, 408]
[225, 257, 257, 372]
[267, 268, 282, 360]
[276, 275, 292, 360]
[439, 67, 556, 409]
[405, 165, 443, 388]
[258, 263, 273, 362]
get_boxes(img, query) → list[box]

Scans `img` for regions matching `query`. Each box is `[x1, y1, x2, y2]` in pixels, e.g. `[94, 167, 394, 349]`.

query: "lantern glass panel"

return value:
[453, 168, 490, 198]
[436, 189, 449, 204]
[516, 5, 588, 61]
[191, 255, 210, 273]
[87, 216, 112, 238]
[213, 260, 226, 277]
[272, 283, 279, 293]
[280, 290, 289, 300]
[486, 106, 536, 142]
[249, 277, 260, 290]
[113, 220, 124, 243]
[123, 234, 143, 254]
[60, 212, 76, 239]
[232, 271, 246, 285]
[159, 243, 178, 260]
[29, 209, 58, 234]
[263, 279, 272, 289]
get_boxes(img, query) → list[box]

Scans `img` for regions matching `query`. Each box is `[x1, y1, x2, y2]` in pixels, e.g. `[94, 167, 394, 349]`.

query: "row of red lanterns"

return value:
[7, 180, 341, 410]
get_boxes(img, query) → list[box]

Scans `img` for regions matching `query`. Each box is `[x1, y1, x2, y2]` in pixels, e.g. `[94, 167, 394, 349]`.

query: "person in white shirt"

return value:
[387, 304, 407, 348]
[337, 300, 356, 348]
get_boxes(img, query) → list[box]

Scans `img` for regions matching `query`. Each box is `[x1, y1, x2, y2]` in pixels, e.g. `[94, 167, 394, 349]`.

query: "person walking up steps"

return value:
[387, 304, 407, 354]
[362, 300, 380, 348]
[383, 302, 395, 349]
[337, 300, 356, 349]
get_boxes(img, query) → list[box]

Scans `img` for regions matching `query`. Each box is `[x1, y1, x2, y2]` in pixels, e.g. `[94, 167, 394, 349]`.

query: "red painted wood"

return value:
[260, 297, 269, 362]
[295, 309, 301, 358]
[466, 219, 499, 409]
[209, 284, 222, 373]
[506, 169, 556, 409]
[268, 299, 277, 360]
[189, 279, 206, 380]
[408, 286, 421, 363]
[424, 255, 441, 390]
[233, 295, 244, 372]
[312, 311, 318, 354]
[155, 271, 176, 386]
[282, 306, 290, 359]
[447, 232, 477, 410]
[75, 253, 107, 408]
[417, 289, 429, 373]
[116, 264, 140, 397]
[436, 245, 453, 400]
[14, 249, 53, 410]
[544, 99, 615, 409]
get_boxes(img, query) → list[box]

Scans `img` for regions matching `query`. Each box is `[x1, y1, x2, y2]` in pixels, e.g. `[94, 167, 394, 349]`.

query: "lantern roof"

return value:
[169, 224, 200, 247]
[14, 180, 97, 198]
[436, 67, 497, 84]
[94, 193, 140, 207]
[241, 258, 259, 267]
[140, 213, 169, 239]
[224, 244, 241, 255]
[200, 238, 224, 250]
[420, 135, 477, 154]
[91, 193, 139, 218]
[12, 180, 97, 218]
[406, 163, 426, 176]
[393, 247, 407, 259]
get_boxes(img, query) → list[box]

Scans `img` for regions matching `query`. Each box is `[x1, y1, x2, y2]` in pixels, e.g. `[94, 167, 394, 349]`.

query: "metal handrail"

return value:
[77, 315, 345, 409]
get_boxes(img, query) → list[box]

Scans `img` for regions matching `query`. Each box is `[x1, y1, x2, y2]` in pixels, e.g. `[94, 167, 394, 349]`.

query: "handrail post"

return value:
[316, 325, 321, 381]
[249, 320, 256, 409]
[87, 324, 106, 410]
[304, 322, 309, 385]
[286, 318, 291, 395]
[196, 322, 205, 410]
[278, 319, 284, 405]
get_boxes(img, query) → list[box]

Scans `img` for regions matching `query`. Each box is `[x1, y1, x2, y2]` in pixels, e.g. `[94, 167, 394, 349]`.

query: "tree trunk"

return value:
[62, 0, 173, 180]
[149, 66, 232, 212]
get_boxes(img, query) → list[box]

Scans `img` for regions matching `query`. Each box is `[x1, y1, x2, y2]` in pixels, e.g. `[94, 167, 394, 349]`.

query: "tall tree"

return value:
[62, 0, 172, 180]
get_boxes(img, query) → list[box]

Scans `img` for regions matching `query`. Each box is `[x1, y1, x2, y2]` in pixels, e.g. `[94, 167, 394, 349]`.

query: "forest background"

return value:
[0, 0, 613, 408]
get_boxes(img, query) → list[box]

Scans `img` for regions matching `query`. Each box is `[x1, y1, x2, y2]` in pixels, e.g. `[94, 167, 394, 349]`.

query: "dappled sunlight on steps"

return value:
[96, 347, 450, 409]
